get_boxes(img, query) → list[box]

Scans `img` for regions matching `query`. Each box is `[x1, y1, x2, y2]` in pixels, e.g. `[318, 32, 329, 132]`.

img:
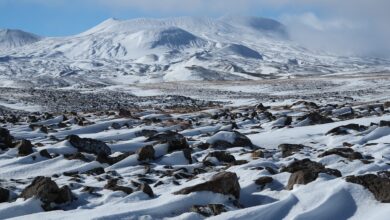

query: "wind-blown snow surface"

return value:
[0, 99, 389, 219]
[0, 16, 389, 86]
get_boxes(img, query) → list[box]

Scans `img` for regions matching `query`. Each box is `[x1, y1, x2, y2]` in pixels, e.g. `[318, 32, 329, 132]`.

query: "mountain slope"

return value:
[0, 29, 41, 49]
[0, 16, 389, 87]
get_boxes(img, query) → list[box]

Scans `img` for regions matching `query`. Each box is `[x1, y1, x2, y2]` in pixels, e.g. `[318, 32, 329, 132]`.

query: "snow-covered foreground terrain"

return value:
[0, 75, 389, 219]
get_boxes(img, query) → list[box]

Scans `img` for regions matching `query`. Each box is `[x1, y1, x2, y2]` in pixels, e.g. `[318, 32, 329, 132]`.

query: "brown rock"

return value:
[174, 172, 240, 199]
[346, 174, 390, 202]
[137, 145, 155, 161]
[20, 176, 73, 210]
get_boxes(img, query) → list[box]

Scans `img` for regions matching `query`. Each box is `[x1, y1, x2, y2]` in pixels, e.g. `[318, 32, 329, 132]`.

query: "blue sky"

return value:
[0, 0, 312, 36]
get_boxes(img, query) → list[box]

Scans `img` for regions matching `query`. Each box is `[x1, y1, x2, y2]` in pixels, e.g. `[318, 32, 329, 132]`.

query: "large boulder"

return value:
[346, 174, 390, 202]
[20, 176, 73, 210]
[0, 187, 10, 203]
[16, 139, 34, 156]
[0, 127, 13, 150]
[67, 135, 111, 156]
[174, 172, 240, 199]
[207, 131, 253, 149]
[282, 159, 341, 190]
[146, 131, 189, 153]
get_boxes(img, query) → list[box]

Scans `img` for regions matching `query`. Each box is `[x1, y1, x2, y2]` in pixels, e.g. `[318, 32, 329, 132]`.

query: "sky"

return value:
[1, 0, 390, 57]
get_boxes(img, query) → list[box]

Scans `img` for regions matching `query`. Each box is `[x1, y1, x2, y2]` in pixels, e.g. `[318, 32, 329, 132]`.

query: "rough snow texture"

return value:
[0, 94, 389, 219]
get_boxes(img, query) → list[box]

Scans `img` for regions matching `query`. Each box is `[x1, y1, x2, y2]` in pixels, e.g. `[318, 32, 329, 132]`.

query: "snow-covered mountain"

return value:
[0, 29, 41, 49]
[0, 16, 389, 86]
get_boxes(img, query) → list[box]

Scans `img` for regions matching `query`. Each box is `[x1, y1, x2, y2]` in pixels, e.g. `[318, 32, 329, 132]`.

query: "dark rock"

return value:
[104, 179, 133, 194]
[194, 142, 210, 150]
[379, 120, 390, 127]
[182, 148, 193, 164]
[283, 159, 342, 190]
[146, 131, 189, 153]
[287, 169, 318, 190]
[318, 148, 363, 160]
[97, 152, 132, 165]
[209, 131, 253, 149]
[0, 127, 13, 150]
[174, 172, 240, 199]
[16, 139, 34, 156]
[135, 129, 158, 138]
[326, 124, 367, 135]
[190, 204, 227, 217]
[64, 152, 90, 162]
[254, 176, 273, 188]
[139, 183, 154, 197]
[278, 144, 305, 157]
[0, 187, 9, 203]
[299, 112, 333, 125]
[346, 174, 390, 202]
[111, 122, 122, 130]
[118, 108, 132, 118]
[83, 167, 105, 175]
[39, 149, 52, 159]
[203, 151, 236, 166]
[256, 103, 270, 111]
[20, 176, 73, 210]
[67, 135, 111, 156]
[137, 145, 155, 161]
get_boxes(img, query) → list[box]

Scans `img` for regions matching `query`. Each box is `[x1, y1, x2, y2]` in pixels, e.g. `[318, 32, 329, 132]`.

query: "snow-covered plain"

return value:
[0, 83, 389, 219]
